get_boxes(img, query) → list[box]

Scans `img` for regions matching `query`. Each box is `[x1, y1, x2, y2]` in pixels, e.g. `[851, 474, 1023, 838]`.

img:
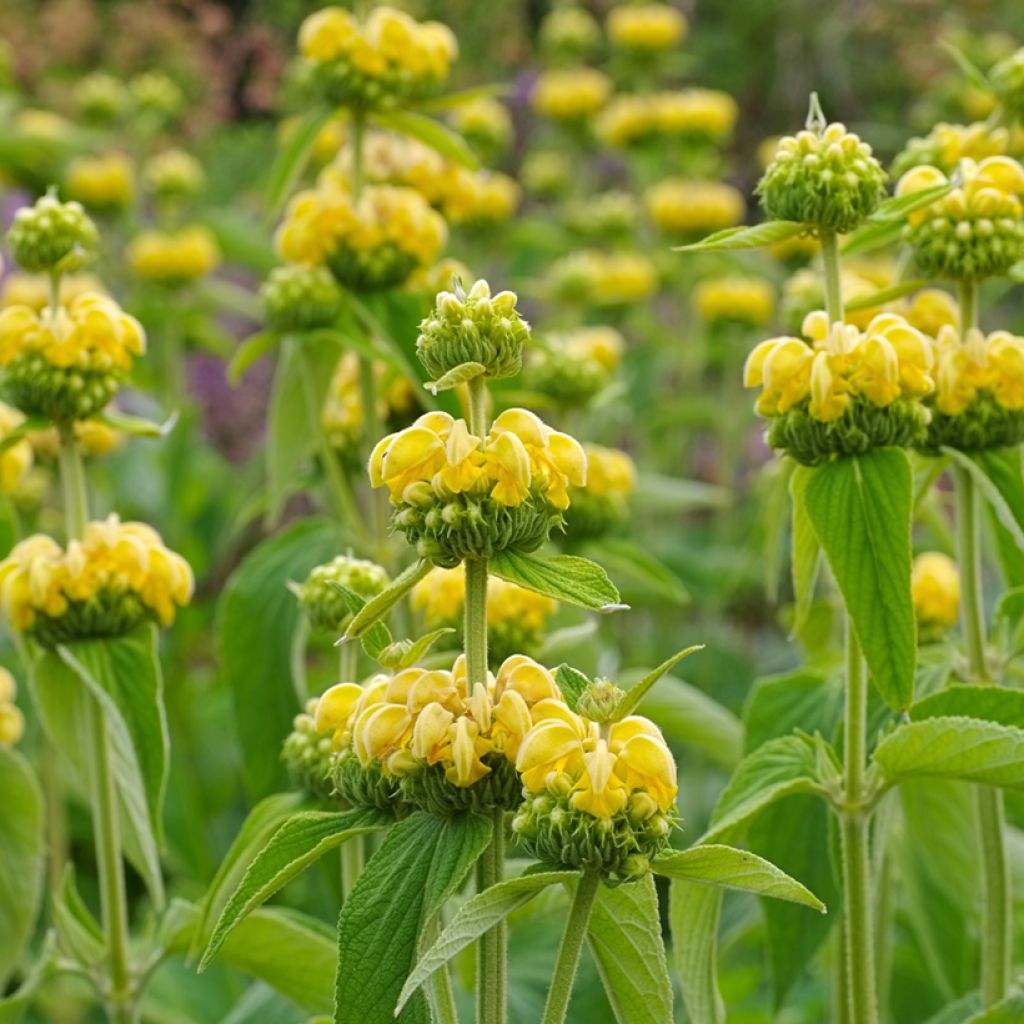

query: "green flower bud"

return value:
[991, 47, 1024, 122]
[262, 265, 344, 333]
[757, 97, 887, 233]
[416, 279, 528, 385]
[332, 749, 410, 816]
[511, 793, 673, 885]
[77, 73, 127, 126]
[400, 756, 522, 817]
[28, 589, 151, 647]
[282, 704, 337, 799]
[326, 241, 419, 293]
[6, 193, 99, 274]
[3, 355, 123, 423]
[922, 393, 1024, 453]
[294, 554, 390, 633]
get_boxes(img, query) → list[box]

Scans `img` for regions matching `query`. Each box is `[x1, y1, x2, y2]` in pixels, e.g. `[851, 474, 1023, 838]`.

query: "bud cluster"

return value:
[645, 178, 746, 236]
[596, 89, 737, 148]
[261, 264, 344, 333]
[525, 326, 623, 407]
[7, 193, 99, 274]
[294, 553, 390, 633]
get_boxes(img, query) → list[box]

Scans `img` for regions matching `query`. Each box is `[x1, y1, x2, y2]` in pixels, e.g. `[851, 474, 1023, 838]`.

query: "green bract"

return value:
[261, 264, 344, 333]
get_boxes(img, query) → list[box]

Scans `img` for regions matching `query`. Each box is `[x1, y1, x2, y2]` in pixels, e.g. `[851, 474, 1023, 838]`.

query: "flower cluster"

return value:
[531, 68, 613, 121]
[66, 152, 135, 211]
[298, 5, 457, 109]
[294, 554, 390, 633]
[28, 417, 124, 462]
[694, 276, 776, 328]
[447, 96, 513, 161]
[923, 325, 1024, 451]
[276, 182, 446, 290]
[645, 179, 745, 235]
[911, 552, 959, 638]
[539, 6, 601, 60]
[7, 193, 99, 274]
[0, 273, 104, 312]
[322, 352, 416, 454]
[0, 293, 146, 421]
[565, 444, 636, 540]
[128, 226, 220, 285]
[744, 310, 935, 463]
[411, 565, 557, 664]
[525, 326, 624, 407]
[512, 701, 676, 881]
[0, 402, 32, 494]
[606, 3, 687, 52]
[0, 514, 193, 643]
[891, 121, 1009, 177]
[0, 669, 23, 748]
[144, 149, 205, 203]
[549, 249, 658, 306]
[261, 264, 344, 333]
[597, 89, 738, 148]
[895, 156, 1024, 280]
[370, 409, 586, 565]
[758, 121, 887, 233]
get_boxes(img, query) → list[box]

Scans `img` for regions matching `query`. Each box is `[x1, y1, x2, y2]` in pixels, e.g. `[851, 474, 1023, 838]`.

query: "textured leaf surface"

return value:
[489, 550, 621, 610]
[674, 220, 803, 252]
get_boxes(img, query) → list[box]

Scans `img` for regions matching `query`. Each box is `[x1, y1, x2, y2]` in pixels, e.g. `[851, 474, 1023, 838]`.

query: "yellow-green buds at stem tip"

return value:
[6, 192, 99, 275]
[294, 554, 390, 633]
[261, 265, 344, 333]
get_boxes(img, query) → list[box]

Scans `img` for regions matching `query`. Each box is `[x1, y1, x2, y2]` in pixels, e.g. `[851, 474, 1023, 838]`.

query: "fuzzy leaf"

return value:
[266, 107, 334, 216]
[489, 550, 623, 611]
[611, 645, 704, 719]
[789, 466, 821, 635]
[424, 361, 486, 394]
[380, 628, 457, 670]
[910, 686, 1024, 730]
[945, 447, 1024, 551]
[673, 220, 804, 252]
[844, 278, 932, 313]
[372, 110, 479, 170]
[868, 184, 954, 223]
[342, 559, 432, 641]
[840, 218, 905, 257]
[325, 580, 393, 659]
[229, 331, 281, 384]
[554, 664, 592, 713]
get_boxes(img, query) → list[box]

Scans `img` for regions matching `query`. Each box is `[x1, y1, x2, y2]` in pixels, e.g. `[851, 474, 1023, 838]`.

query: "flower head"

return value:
[891, 122, 1009, 178]
[565, 444, 635, 540]
[0, 669, 23, 747]
[66, 152, 135, 211]
[294, 554, 390, 633]
[549, 250, 658, 306]
[645, 179, 745, 235]
[531, 68, 612, 121]
[7, 193, 99, 274]
[911, 552, 959, 635]
[606, 4, 687, 52]
[322, 352, 416, 453]
[694, 276, 776, 328]
[261, 264, 343, 333]
[129, 226, 220, 285]
[144, 149, 205, 203]
[0, 402, 32, 494]
[525, 326, 623, 407]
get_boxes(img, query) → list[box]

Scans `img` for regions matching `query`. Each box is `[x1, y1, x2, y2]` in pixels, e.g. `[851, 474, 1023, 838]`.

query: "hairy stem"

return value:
[958, 280, 979, 333]
[541, 870, 600, 1024]
[57, 423, 89, 540]
[819, 230, 845, 325]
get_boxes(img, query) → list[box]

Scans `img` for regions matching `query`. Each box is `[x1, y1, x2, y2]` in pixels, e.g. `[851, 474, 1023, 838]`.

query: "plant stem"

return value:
[358, 355, 385, 548]
[89, 694, 134, 1023]
[422, 913, 460, 1024]
[958, 280, 979, 332]
[840, 618, 878, 1024]
[464, 557, 489, 692]
[350, 109, 365, 199]
[819, 230, 845, 325]
[467, 375, 489, 437]
[57, 422, 89, 540]
[954, 463, 1010, 1005]
[540, 870, 600, 1024]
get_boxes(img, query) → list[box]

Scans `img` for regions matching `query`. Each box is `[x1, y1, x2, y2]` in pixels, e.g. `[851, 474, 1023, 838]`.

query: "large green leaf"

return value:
[966, 989, 1024, 1022]
[0, 748, 43, 988]
[201, 809, 386, 971]
[191, 791, 309, 958]
[587, 874, 673, 1024]
[804, 448, 916, 710]
[742, 670, 841, 755]
[910, 686, 1024, 729]
[703, 734, 823, 842]
[51, 865, 104, 970]
[396, 871, 576, 1011]
[58, 625, 168, 844]
[489, 550, 622, 611]
[652, 845, 825, 911]
[218, 519, 342, 799]
[335, 811, 492, 1024]
[873, 716, 1024, 788]
[31, 646, 164, 903]
[673, 220, 804, 252]
[789, 465, 821, 635]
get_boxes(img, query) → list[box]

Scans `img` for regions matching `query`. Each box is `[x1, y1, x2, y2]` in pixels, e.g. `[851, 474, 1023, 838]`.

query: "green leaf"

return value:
[965, 989, 1024, 1022]
[325, 580, 393, 659]
[164, 899, 336, 1014]
[652, 844, 825, 911]
[190, 791, 308, 959]
[218, 519, 342, 798]
[873, 716, 1024, 788]
[939, 39, 993, 93]
[342, 558, 432, 641]
[0, 416, 48, 455]
[371, 109, 479, 169]
[804, 448, 916, 710]
[379, 627, 457, 670]
[0, 933, 59, 1024]
[703, 734, 823, 842]
[843, 279, 932, 313]
[840, 218, 905, 257]
[742, 671, 841, 755]
[868, 185, 954, 223]
[424, 361, 486, 394]
[58, 625, 168, 846]
[945, 447, 1024, 551]
[789, 466, 821, 635]
[554, 664, 592, 713]
[396, 871, 576, 1011]
[229, 331, 281, 384]
[673, 220, 804, 253]
[489, 550, 623, 611]
[51, 865, 104, 969]
[201, 808, 386, 971]
[587, 874, 673, 1024]
[335, 811, 492, 1024]
[611, 645, 704, 718]
[910, 685, 1024, 729]
[579, 537, 689, 606]
[266, 107, 333, 216]
[0, 748, 43, 988]
[633, 675, 743, 769]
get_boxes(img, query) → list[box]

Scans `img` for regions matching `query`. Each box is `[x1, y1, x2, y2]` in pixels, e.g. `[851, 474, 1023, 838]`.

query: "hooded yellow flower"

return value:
[129, 226, 220, 284]
[645, 179, 745, 235]
[911, 552, 959, 631]
[0, 402, 32, 494]
[531, 68, 612, 121]
[66, 152, 135, 211]
[694, 277, 775, 328]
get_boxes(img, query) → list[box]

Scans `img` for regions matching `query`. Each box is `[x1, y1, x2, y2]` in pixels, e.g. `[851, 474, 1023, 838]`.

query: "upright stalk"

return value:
[954, 464, 1010, 1006]
[958, 280, 979, 333]
[540, 870, 601, 1024]
[819, 230, 845, 325]
[840, 622, 879, 1024]
[57, 424, 89, 544]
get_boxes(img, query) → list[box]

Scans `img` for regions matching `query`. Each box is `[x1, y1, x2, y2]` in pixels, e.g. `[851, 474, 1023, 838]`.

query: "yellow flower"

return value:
[0, 515, 192, 636]
[0, 293, 145, 372]
[1, 273, 106, 312]
[898, 288, 958, 337]
[581, 444, 635, 500]
[516, 706, 677, 820]
[932, 325, 1024, 415]
[551, 250, 658, 305]
[694, 277, 775, 327]
[29, 415, 124, 461]
[322, 352, 415, 450]
[66, 152, 135, 210]
[911, 552, 959, 630]
[596, 89, 736, 148]
[0, 402, 32, 494]
[531, 68, 612, 121]
[606, 3, 687, 51]
[129, 226, 220, 284]
[645, 179, 745, 234]
[0, 667, 23, 746]
[448, 96, 513, 155]
[897, 156, 1024, 226]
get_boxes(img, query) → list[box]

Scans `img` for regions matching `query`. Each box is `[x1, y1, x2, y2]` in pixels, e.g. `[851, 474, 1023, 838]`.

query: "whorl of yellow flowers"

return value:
[0, 402, 32, 494]
[66, 152, 135, 211]
[0, 514, 193, 641]
[531, 68, 612, 121]
[892, 121, 1010, 177]
[645, 178, 745, 235]
[322, 352, 416, 453]
[581, 444, 636, 501]
[0, 669, 24, 747]
[129, 226, 220, 285]
[370, 408, 586, 511]
[597, 90, 737, 148]
[911, 552, 960, 634]
[276, 181, 446, 289]
[550, 249, 658, 306]
[744, 310, 935, 463]
[565, 443, 636, 540]
[0, 273, 106, 312]
[694, 276, 776, 328]
[298, 5, 457, 107]
[606, 3, 687, 52]
[895, 156, 1024, 280]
